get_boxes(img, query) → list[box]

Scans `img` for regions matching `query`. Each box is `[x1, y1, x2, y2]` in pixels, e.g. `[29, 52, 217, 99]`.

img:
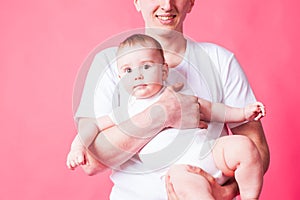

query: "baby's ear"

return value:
[162, 63, 169, 81]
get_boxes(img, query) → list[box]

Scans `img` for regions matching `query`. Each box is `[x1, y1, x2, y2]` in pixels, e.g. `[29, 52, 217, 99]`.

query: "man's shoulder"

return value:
[90, 47, 118, 73]
[188, 40, 234, 58]
[93, 46, 118, 59]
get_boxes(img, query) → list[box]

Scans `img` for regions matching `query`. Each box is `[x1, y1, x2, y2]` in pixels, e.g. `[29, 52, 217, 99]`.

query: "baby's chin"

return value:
[132, 85, 162, 99]
[132, 88, 158, 99]
[132, 91, 155, 99]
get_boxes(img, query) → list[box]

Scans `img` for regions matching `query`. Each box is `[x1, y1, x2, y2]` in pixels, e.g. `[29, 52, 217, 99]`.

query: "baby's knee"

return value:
[238, 136, 258, 153]
[235, 136, 262, 164]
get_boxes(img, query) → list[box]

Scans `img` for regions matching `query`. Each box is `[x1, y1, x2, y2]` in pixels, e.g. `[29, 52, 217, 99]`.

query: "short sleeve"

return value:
[74, 47, 119, 122]
[198, 42, 257, 129]
[221, 54, 256, 108]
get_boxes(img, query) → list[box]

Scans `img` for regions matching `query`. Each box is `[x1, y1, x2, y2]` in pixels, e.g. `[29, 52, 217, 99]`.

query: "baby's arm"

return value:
[223, 102, 265, 122]
[198, 98, 265, 123]
[66, 116, 115, 170]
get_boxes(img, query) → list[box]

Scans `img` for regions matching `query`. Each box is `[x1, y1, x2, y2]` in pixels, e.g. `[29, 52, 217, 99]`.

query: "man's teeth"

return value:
[157, 15, 174, 20]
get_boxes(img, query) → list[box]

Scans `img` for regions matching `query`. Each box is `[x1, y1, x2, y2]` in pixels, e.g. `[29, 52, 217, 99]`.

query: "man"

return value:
[72, 0, 270, 199]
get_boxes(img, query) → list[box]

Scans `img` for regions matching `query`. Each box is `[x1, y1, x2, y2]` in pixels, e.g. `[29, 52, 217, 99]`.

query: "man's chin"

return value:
[146, 26, 181, 37]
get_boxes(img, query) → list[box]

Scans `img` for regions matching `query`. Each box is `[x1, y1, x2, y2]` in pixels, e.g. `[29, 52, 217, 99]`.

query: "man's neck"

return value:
[146, 29, 187, 68]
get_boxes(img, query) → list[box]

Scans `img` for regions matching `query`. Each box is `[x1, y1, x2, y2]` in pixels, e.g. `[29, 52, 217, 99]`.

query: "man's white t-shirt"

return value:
[75, 39, 256, 200]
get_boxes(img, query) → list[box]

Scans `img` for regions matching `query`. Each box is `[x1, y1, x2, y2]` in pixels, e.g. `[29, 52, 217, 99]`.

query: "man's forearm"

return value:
[88, 103, 168, 168]
[80, 84, 205, 172]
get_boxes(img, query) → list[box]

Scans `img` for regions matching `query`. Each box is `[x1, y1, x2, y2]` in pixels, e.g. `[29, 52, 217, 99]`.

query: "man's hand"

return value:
[80, 149, 108, 176]
[166, 165, 239, 200]
[166, 173, 180, 200]
[158, 83, 208, 129]
[186, 165, 239, 200]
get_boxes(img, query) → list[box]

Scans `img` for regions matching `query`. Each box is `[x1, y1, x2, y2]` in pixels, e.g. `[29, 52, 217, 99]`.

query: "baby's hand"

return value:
[66, 145, 88, 170]
[244, 102, 266, 121]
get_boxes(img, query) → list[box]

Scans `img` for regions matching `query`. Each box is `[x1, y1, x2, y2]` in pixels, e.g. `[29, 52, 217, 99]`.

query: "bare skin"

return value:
[67, 99, 265, 170]
[166, 165, 239, 200]
[68, 83, 207, 171]
[69, 0, 270, 199]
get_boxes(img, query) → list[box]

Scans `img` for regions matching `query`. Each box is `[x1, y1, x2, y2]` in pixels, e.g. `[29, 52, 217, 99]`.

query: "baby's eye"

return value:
[143, 64, 152, 70]
[124, 68, 132, 73]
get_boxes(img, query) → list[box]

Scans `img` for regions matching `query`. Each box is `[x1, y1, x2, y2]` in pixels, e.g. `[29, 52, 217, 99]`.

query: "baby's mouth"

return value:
[133, 84, 148, 89]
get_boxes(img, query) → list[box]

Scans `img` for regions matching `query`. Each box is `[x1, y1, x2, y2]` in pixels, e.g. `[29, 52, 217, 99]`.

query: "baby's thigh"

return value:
[213, 135, 259, 175]
[214, 135, 258, 159]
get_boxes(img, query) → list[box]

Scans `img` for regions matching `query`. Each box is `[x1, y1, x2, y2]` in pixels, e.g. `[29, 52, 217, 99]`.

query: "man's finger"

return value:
[186, 165, 216, 184]
[199, 120, 208, 129]
[165, 175, 179, 200]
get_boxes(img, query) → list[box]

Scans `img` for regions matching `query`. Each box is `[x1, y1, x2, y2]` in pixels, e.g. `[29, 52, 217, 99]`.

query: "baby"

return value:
[67, 34, 265, 200]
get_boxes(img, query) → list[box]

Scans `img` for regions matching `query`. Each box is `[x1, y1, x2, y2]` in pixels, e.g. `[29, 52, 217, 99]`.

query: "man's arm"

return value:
[80, 84, 207, 175]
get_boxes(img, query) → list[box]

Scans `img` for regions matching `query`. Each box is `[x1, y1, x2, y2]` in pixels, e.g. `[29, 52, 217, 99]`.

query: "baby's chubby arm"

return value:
[198, 98, 266, 123]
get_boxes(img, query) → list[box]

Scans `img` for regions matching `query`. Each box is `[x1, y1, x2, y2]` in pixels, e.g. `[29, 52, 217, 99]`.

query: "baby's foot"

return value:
[66, 145, 87, 170]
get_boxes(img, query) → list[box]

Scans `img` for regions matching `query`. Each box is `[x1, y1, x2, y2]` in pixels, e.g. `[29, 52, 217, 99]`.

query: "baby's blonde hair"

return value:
[117, 34, 165, 62]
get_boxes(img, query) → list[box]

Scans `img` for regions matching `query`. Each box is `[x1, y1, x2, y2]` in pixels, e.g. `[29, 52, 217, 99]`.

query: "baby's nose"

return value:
[135, 73, 144, 80]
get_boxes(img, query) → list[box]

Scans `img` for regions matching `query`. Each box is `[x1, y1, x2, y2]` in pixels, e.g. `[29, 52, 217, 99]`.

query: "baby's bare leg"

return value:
[212, 135, 263, 200]
[166, 164, 214, 200]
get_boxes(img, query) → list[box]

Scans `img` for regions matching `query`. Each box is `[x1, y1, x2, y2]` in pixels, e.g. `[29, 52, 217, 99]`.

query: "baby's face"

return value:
[117, 48, 167, 99]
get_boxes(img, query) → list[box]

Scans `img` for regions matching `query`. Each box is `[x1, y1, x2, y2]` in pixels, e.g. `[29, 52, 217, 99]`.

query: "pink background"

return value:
[1, 0, 299, 199]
